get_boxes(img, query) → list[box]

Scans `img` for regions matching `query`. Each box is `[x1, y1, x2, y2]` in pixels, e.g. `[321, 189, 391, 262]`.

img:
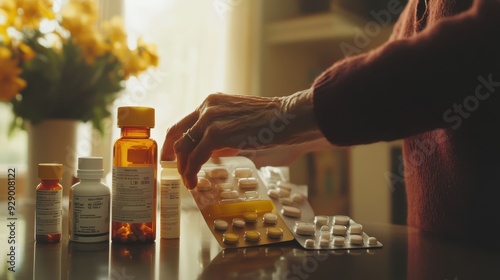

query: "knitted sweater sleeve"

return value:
[312, 0, 500, 146]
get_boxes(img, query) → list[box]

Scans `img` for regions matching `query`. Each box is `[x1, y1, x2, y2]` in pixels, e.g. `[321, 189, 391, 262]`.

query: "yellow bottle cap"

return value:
[117, 106, 155, 128]
[38, 163, 63, 179]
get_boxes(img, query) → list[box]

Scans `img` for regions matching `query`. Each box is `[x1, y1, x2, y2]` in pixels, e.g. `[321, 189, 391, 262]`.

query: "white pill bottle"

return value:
[160, 161, 181, 239]
[69, 157, 110, 243]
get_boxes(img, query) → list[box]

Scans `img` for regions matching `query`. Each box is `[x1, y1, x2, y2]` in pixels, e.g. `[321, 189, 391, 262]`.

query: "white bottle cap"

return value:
[77, 157, 104, 179]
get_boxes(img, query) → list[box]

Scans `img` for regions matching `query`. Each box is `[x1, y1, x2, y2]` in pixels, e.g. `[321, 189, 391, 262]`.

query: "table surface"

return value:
[2, 188, 500, 280]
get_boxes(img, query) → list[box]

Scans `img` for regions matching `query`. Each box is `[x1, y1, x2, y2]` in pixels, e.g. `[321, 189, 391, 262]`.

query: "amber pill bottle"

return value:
[36, 163, 63, 243]
[112, 106, 157, 243]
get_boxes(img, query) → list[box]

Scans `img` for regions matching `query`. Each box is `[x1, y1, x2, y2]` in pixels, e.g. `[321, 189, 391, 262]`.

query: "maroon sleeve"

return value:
[312, 0, 500, 146]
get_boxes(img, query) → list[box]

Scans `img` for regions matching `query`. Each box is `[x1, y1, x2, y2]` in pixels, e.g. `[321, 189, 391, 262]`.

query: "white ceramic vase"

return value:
[26, 119, 79, 200]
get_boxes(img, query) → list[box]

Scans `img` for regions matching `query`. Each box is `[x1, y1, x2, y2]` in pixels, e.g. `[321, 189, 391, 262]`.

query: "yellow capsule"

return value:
[244, 230, 261, 242]
[266, 227, 283, 239]
[243, 212, 258, 223]
[223, 233, 239, 245]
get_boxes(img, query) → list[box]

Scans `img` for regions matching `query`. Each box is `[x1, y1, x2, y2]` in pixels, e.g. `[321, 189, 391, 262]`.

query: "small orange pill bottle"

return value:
[112, 106, 157, 243]
[36, 163, 63, 243]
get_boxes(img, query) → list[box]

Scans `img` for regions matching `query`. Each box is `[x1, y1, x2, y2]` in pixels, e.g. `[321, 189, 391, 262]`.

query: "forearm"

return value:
[276, 89, 324, 145]
[313, 0, 500, 145]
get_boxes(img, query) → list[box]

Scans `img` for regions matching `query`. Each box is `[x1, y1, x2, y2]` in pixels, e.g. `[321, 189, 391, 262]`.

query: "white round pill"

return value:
[304, 239, 315, 248]
[238, 177, 259, 189]
[291, 193, 306, 203]
[281, 206, 301, 218]
[234, 167, 253, 178]
[314, 215, 329, 226]
[349, 235, 363, 245]
[207, 167, 229, 179]
[348, 224, 363, 235]
[333, 215, 350, 225]
[232, 218, 245, 228]
[214, 219, 228, 231]
[333, 237, 345, 246]
[263, 213, 278, 224]
[319, 238, 330, 247]
[281, 197, 294, 206]
[220, 190, 239, 199]
[196, 178, 212, 191]
[332, 225, 347, 236]
[368, 237, 378, 245]
[267, 189, 280, 199]
[294, 223, 315, 236]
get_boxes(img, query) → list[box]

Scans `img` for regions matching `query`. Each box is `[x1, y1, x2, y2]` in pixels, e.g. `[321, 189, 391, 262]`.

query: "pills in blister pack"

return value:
[196, 178, 212, 191]
[234, 167, 253, 178]
[244, 230, 261, 242]
[238, 177, 259, 189]
[266, 227, 283, 239]
[214, 219, 229, 231]
[333, 215, 350, 226]
[232, 218, 245, 228]
[206, 167, 230, 179]
[190, 157, 295, 248]
[263, 213, 278, 224]
[332, 225, 347, 236]
[243, 212, 258, 223]
[220, 190, 239, 199]
[281, 197, 294, 206]
[223, 233, 239, 245]
[281, 206, 301, 218]
[348, 224, 363, 235]
[290, 215, 382, 250]
[294, 223, 316, 236]
[259, 167, 383, 251]
[314, 215, 329, 226]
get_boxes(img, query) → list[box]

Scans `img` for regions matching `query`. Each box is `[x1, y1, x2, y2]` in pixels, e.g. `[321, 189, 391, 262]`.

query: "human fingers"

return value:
[160, 110, 200, 161]
[211, 148, 239, 158]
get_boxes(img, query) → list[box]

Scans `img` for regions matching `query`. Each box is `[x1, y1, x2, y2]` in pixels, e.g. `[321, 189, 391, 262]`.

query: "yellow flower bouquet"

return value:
[0, 0, 158, 133]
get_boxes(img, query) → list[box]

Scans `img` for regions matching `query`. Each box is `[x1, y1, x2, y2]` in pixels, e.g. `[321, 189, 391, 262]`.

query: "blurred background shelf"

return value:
[265, 11, 364, 45]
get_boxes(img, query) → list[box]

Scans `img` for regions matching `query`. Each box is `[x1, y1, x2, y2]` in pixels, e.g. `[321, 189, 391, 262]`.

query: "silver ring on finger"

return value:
[183, 128, 198, 143]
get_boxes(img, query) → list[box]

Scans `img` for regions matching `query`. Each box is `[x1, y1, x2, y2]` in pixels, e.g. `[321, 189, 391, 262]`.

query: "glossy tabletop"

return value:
[2, 188, 500, 280]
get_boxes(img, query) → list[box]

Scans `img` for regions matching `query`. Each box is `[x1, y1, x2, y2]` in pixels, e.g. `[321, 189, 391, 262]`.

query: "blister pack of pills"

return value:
[259, 167, 383, 250]
[190, 157, 295, 248]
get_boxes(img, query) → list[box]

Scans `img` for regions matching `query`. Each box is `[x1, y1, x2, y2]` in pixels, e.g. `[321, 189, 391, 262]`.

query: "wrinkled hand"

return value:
[160, 89, 320, 189]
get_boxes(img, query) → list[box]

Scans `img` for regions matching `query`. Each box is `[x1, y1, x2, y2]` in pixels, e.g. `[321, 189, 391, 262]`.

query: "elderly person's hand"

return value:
[160, 89, 322, 189]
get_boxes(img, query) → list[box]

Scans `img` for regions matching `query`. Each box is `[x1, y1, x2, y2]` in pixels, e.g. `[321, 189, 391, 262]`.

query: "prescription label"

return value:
[36, 189, 62, 235]
[112, 166, 155, 223]
[160, 179, 180, 238]
[72, 194, 110, 239]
